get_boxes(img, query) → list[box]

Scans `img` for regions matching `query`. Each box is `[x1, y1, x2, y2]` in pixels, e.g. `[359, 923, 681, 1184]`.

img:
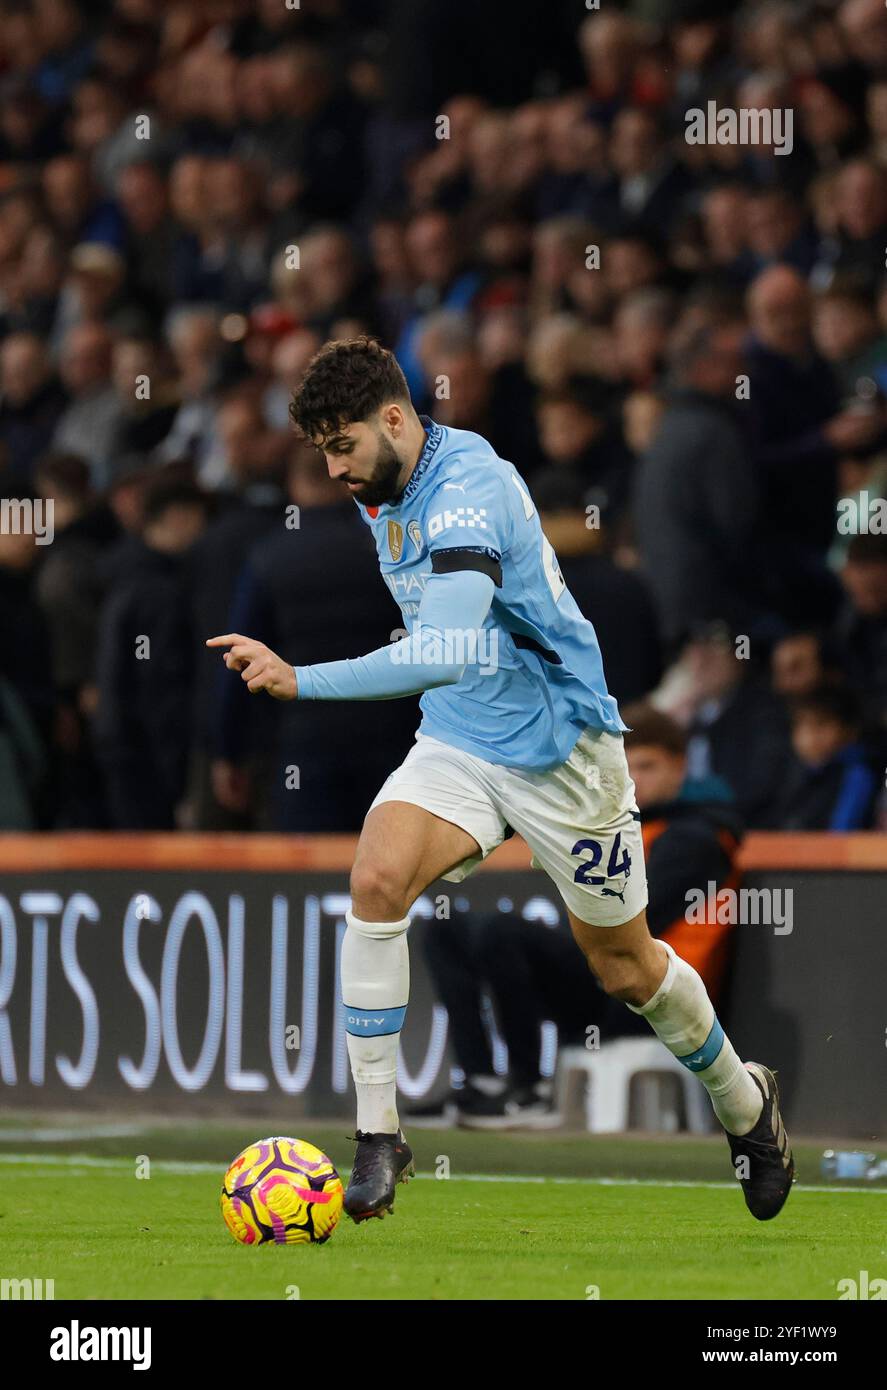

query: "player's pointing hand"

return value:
[206, 634, 298, 701]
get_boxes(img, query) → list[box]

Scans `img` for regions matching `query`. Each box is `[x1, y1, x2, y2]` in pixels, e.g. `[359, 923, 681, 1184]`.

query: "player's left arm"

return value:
[207, 466, 510, 702]
[206, 564, 497, 701]
[295, 563, 497, 699]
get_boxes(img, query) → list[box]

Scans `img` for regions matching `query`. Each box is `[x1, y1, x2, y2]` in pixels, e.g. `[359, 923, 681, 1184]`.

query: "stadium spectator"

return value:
[187, 462, 287, 830]
[7, 222, 67, 337]
[0, 330, 66, 486]
[415, 309, 540, 468]
[699, 183, 754, 285]
[633, 320, 759, 650]
[773, 685, 878, 830]
[744, 263, 880, 624]
[263, 327, 323, 431]
[296, 224, 375, 338]
[209, 446, 416, 832]
[659, 626, 792, 829]
[0, 521, 53, 746]
[32, 450, 117, 826]
[839, 0, 887, 74]
[93, 476, 210, 829]
[33, 0, 95, 107]
[106, 332, 179, 462]
[33, 451, 115, 698]
[534, 377, 632, 530]
[534, 468, 661, 703]
[396, 209, 483, 400]
[608, 106, 697, 237]
[827, 157, 887, 284]
[159, 307, 226, 477]
[41, 151, 124, 249]
[612, 287, 677, 389]
[812, 275, 887, 393]
[368, 214, 414, 344]
[51, 321, 118, 483]
[115, 161, 180, 314]
[770, 631, 839, 701]
[745, 187, 818, 276]
[833, 532, 887, 729]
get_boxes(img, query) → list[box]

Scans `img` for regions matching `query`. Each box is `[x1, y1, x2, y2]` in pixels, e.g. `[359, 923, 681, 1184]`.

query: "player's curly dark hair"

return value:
[289, 336, 411, 445]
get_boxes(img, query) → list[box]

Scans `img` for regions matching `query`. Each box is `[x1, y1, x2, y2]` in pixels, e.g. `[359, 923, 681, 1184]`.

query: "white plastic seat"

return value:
[555, 1037, 713, 1134]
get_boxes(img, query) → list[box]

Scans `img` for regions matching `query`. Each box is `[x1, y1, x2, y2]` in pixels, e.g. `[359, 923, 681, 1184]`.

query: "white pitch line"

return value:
[0, 1152, 885, 1196]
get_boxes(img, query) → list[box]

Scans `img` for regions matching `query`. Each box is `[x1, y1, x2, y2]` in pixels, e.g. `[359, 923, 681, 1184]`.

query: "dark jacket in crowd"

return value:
[188, 485, 285, 749]
[558, 551, 662, 704]
[0, 562, 55, 738]
[35, 503, 119, 692]
[93, 540, 195, 828]
[0, 378, 67, 486]
[773, 744, 878, 831]
[744, 336, 842, 555]
[633, 389, 759, 649]
[566, 425, 634, 529]
[213, 502, 417, 830]
[832, 601, 887, 730]
[686, 676, 792, 828]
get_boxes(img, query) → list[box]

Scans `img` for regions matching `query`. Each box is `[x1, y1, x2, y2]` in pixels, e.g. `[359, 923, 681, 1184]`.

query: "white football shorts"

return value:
[368, 726, 648, 927]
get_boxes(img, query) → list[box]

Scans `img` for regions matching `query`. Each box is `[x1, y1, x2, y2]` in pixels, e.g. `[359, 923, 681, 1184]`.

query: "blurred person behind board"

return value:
[633, 320, 760, 649]
[33, 450, 119, 826]
[832, 531, 887, 729]
[0, 526, 50, 827]
[533, 467, 662, 704]
[773, 685, 878, 830]
[662, 625, 792, 829]
[93, 477, 209, 828]
[0, 331, 67, 487]
[744, 263, 883, 627]
[187, 427, 287, 828]
[210, 446, 416, 831]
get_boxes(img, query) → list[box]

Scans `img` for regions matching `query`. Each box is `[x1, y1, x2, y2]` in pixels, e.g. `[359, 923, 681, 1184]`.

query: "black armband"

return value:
[430, 546, 503, 587]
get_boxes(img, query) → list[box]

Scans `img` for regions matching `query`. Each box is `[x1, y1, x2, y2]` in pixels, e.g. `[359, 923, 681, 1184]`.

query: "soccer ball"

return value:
[220, 1137, 344, 1245]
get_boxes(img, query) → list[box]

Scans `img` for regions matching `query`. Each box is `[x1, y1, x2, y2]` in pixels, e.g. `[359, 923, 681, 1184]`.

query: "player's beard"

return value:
[345, 431, 403, 506]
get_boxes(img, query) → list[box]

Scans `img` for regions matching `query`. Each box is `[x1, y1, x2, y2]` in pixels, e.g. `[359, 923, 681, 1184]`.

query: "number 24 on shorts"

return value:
[571, 832, 632, 886]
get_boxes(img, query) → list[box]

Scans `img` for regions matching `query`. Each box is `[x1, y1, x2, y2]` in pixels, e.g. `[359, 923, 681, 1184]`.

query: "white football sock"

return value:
[341, 909, 410, 1135]
[628, 940, 763, 1136]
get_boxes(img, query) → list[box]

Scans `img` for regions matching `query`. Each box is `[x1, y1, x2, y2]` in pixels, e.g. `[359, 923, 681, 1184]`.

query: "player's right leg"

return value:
[343, 798, 481, 1223]
[567, 907, 794, 1220]
[494, 727, 793, 1221]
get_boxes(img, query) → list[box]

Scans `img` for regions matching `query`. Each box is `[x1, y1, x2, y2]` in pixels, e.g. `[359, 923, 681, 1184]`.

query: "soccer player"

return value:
[207, 337, 793, 1224]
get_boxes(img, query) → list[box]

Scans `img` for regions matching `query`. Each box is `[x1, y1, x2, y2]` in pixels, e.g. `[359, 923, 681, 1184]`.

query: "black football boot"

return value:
[726, 1062, 795, 1220]
[344, 1129, 415, 1223]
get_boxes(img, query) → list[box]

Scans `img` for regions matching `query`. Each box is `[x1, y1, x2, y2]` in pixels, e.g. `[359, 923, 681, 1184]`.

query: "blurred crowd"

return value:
[2, 0, 887, 834]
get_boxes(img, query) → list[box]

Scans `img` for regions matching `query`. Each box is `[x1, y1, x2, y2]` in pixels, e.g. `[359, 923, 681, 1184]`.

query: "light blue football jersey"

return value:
[356, 417, 626, 771]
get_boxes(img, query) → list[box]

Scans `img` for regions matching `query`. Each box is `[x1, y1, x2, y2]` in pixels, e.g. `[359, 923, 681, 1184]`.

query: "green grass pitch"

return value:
[1, 1117, 885, 1300]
